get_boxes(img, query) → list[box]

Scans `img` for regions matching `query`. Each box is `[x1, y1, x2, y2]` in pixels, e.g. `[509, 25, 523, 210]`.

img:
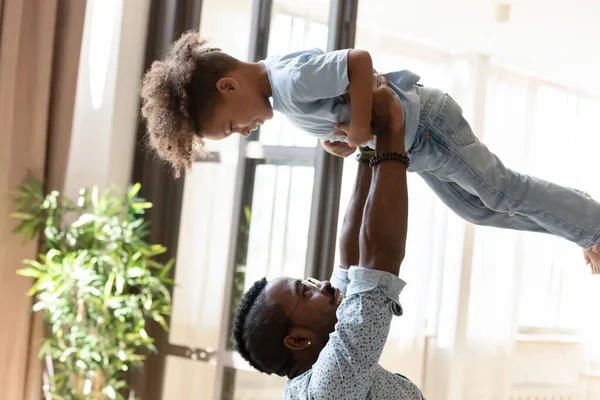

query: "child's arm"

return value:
[347, 49, 375, 147]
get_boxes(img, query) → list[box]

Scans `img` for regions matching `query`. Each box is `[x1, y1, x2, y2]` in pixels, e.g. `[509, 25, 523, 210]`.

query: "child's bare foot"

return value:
[582, 193, 600, 274]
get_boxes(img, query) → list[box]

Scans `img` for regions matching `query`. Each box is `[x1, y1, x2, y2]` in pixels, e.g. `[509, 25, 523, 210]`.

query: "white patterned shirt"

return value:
[282, 267, 425, 400]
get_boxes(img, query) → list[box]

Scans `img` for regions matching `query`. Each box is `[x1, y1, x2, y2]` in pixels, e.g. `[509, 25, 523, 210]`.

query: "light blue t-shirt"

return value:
[260, 48, 422, 149]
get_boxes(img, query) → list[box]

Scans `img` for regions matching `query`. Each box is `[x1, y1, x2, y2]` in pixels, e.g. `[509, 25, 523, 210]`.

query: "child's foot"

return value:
[582, 193, 600, 275]
[584, 244, 600, 275]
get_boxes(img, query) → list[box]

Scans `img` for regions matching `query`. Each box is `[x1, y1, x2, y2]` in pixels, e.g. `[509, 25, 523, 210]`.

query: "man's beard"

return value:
[326, 285, 337, 305]
[320, 285, 340, 343]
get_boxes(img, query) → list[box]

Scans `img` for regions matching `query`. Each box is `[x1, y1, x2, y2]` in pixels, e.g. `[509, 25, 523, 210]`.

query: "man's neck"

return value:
[289, 343, 327, 379]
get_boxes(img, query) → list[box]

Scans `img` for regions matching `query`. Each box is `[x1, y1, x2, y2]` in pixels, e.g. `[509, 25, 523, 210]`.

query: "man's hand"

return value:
[321, 132, 357, 158]
[371, 76, 405, 153]
[336, 75, 404, 147]
[371, 76, 404, 131]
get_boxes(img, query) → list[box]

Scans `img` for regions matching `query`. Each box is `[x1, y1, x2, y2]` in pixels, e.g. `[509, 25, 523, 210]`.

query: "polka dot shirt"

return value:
[283, 267, 425, 400]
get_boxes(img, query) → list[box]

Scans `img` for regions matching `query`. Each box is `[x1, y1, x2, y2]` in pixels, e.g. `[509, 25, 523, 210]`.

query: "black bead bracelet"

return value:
[368, 152, 410, 168]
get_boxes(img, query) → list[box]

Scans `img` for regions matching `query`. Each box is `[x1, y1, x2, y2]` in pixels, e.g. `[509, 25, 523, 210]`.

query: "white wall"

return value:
[64, 0, 150, 198]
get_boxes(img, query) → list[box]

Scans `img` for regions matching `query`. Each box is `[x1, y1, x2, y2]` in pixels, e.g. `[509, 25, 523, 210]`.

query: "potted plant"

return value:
[12, 175, 174, 400]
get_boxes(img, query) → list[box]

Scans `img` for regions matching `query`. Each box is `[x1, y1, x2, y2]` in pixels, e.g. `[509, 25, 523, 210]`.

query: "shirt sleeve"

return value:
[291, 49, 351, 101]
[329, 266, 350, 295]
[309, 267, 406, 399]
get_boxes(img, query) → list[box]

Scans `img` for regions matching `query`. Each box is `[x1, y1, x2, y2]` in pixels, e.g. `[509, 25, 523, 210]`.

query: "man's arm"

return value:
[359, 81, 408, 276]
[309, 80, 408, 398]
[320, 138, 370, 293]
[339, 160, 373, 269]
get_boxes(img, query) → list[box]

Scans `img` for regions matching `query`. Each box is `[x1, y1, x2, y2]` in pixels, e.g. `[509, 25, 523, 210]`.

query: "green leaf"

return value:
[131, 202, 152, 210]
[115, 275, 125, 295]
[71, 213, 95, 228]
[24, 259, 44, 269]
[159, 259, 174, 279]
[149, 244, 166, 255]
[17, 267, 41, 278]
[146, 259, 164, 269]
[128, 353, 146, 361]
[128, 183, 141, 200]
[32, 302, 45, 312]
[27, 282, 43, 296]
[104, 272, 115, 302]
[11, 212, 35, 220]
[104, 385, 117, 399]
[153, 315, 169, 331]
[127, 267, 145, 278]
[46, 248, 62, 262]
[114, 380, 127, 390]
[59, 347, 78, 362]
[160, 277, 176, 286]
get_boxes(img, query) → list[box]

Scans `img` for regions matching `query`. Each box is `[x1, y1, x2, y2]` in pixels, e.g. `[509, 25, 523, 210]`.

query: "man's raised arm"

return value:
[359, 77, 409, 276]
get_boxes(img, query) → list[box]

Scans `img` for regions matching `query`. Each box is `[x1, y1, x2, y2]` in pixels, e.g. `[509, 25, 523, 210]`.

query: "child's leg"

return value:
[418, 171, 549, 233]
[409, 86, 600, 253]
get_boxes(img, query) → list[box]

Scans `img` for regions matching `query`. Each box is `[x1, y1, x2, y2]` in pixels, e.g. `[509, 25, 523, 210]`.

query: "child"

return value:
[140, 31, 600, 273]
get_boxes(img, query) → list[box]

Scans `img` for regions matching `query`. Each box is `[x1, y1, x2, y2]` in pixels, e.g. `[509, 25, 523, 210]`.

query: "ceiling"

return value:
[276, 0, 600, 94]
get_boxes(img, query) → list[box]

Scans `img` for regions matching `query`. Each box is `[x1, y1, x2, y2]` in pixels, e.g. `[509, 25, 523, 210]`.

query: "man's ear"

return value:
[283, 326, 315, 351]
[216, 77, 240, 94]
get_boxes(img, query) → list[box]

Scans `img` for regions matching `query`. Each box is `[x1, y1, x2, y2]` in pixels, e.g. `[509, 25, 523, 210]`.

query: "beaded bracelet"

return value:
[368, 152, 410, 168]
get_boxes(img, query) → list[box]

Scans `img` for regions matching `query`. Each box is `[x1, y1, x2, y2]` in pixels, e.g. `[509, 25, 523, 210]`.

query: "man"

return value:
[232, 76, 423, 399]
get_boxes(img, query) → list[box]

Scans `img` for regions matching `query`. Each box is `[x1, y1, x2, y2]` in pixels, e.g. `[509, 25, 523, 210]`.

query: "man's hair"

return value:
[232, 278, 296, 376]
[140, 31, 239, 177]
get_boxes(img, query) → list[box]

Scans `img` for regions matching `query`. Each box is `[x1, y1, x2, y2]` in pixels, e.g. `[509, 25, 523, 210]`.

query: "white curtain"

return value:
[448, 66, 600, 400]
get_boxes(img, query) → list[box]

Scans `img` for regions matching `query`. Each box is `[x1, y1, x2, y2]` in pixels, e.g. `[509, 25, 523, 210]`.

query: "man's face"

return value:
[264, 277, 343, 349]
[199, 77, 274, 141]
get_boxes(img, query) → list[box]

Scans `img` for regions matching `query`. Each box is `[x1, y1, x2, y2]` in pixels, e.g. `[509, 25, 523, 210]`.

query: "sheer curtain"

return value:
[0, 1, 87, 398]
[454, 66, 600, 399]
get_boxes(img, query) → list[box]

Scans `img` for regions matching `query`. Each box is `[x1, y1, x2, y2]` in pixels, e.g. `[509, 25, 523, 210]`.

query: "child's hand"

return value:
[334, 123, 373, 147]
[348, 125, 374, 147]
[321, 132, 357, 158]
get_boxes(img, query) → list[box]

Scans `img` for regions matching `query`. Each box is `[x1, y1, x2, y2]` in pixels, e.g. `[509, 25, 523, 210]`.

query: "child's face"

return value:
[200, 77, 274, 141]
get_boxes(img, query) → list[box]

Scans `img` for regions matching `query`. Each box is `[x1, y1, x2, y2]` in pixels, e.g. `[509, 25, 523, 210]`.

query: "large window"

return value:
[219, 1, 334, 397]
[162, 0, 255, 399]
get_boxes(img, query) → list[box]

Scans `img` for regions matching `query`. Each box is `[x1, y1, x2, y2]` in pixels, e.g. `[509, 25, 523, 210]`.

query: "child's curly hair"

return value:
[140, 31, 239, 178]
